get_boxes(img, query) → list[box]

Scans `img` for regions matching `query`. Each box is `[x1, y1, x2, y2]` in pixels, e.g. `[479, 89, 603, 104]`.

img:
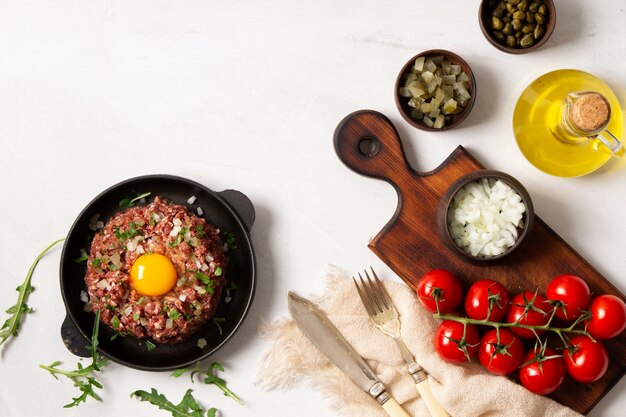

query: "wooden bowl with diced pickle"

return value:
[394, 50, 476, 131]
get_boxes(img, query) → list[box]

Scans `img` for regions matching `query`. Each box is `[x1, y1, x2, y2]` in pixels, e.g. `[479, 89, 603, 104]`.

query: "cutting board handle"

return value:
[334, 110, 415, 187]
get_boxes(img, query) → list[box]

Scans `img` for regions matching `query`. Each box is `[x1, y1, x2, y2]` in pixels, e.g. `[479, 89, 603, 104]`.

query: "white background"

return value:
[1, 0, 625, 416]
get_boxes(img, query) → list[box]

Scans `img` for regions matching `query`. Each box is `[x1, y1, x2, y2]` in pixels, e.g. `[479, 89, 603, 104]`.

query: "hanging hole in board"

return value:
[358, 137, 380, 157]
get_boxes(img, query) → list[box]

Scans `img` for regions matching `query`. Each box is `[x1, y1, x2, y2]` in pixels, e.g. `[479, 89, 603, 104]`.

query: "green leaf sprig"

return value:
[0, 238, 65, 348]
[131, 388, 217, 417]
[39, 309, 109, 408]
[119, 192, 151, 209]
[171, 361, 243, 405]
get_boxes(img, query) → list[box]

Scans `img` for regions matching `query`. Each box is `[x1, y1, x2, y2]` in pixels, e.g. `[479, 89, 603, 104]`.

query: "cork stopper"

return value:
[570, 93, 611, 133]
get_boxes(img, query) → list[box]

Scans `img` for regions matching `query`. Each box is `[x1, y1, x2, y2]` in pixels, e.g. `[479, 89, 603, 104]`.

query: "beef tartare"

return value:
[85, 196, 228, 344]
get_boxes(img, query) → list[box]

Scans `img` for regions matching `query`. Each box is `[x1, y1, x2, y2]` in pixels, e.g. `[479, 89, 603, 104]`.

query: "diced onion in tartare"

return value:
[448, 178, 526, 257]
[197, 207, 204, 216]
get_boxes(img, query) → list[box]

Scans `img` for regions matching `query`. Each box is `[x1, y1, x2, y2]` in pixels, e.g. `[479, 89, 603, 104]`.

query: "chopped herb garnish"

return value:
[111, 316, 120, 329]
[133, 313, 140, 321]
[222, 231, 237, 250]
[110, 332, 126, 342]
[119, 192, 151, 209]
[73, 248, 89, 263]
[40, 309, 108, 408]
[136, 297, 145, 305]
[1, 238, 65, 348]
[91, 258, 102, 267]
[195, 225, 205, 238]
[108, 262, 118, 271]
[114, 221, 141, 242]
[146, 341, 157, 351]
[168, 310, 181, 320]
[131, 388, 218, 417]
[214, 267, 222, 277]
[212, 317, 225, 335]
[170, 361, 243, 405]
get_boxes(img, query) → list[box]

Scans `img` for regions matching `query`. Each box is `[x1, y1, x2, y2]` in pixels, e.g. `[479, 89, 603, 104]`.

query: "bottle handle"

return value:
[597, 130, 625, 157]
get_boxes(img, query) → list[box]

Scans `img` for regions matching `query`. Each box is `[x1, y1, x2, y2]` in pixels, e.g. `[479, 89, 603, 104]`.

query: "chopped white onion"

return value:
[124, 306, 133, 316]
[97, 279, 108, 289]
[80, 291, 89, 303]
[140, 318, 148, 326]
[205, 253, 214, 262]
[110, 253, 123, 269]
[196, 207, 204, 216]
[165, 318, 173, 329]
[154, 322, 162, 330]
[448, 178, 526, 257]
[187, 195, 197, 204]
[169, 225, 181, 237]
[173, 218, 182, 227]
[197, 338, 207, 349]
[135, 244, 145, 255]
[179, 294, 187, 302]
[200, 263, 209, 272]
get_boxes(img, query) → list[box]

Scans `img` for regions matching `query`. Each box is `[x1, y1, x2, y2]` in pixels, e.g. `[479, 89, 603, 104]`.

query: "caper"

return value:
[520, 33, 535, 48]
[529, 2, 540, 13]
[506, 3, 516, 13]
[506, 35, 517, 48]
[534, 24, 545, 39]
[511, 19, 522, 30]
[527, 12, 535, 23]
[503, 22, 514, 35]
[492, 16, 504, 30]
[518, 0, 529, 11]
[535, 12, 546, 24]
[492, 30, 506, 41]
[492, 6, 505, 18]
[522, 23, 534, 34]
[503, 15, 512, 23]
[515, 31, 523, 38]
[507, 0, 521, 5]
[513, 10, 526, 20]
[538, 4, 547, 14]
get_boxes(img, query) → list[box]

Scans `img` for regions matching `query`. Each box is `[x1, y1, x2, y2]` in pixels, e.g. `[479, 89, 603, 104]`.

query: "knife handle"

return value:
[381, 397, 411, 417]
[415, 379, 449, 417]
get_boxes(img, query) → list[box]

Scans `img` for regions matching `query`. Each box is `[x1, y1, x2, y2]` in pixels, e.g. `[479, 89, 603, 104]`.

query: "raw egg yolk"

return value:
[130, 253, 177, 296]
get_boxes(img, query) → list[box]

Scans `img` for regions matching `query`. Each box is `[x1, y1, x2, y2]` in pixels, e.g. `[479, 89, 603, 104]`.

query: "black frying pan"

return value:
[59, 174, 256, 371]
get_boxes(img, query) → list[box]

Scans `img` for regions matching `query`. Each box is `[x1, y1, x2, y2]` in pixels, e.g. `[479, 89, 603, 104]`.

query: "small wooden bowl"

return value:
[478, 0, 556, 54]
[394, 49, 476, 131]
[437, 170, 534, 264]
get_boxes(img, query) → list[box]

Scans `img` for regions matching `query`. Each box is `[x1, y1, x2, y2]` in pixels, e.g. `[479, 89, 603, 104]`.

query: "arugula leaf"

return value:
[171, 361, 243, 406]
[119, 192, 151, 209]
[0, 238, 65, 348]
[73, 248, 88, 263]
[40, 309, 108, 407]
[131, 388, 213, 417]
[204, 362, 243, 405]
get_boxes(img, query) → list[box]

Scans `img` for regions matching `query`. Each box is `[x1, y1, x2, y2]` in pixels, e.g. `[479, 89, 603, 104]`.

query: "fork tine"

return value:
[353, 274, 375, 316]
[362, 269, 385, 313]
[370, 267, 392, 309]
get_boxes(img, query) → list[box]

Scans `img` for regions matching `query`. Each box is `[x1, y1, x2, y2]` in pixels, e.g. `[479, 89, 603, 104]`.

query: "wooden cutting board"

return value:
[334, 110, 626, 415]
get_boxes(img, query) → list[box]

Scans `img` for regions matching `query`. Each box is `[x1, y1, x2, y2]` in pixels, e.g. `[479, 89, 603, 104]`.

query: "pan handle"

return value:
[219, 189, 256, 231]
[334, 110, 416, 187]
[60, 314, 91, 358]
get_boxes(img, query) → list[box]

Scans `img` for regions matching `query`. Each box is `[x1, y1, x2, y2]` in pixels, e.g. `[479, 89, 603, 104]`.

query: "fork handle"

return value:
[381, 396, 411, 417]
[416, 378, 450, 417]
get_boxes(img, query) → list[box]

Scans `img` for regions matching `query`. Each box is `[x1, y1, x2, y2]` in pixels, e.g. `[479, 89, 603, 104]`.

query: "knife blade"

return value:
[288, 291, 410, 417]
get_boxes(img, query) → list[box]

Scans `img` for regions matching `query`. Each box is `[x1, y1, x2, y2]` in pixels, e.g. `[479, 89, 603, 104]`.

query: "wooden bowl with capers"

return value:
[479, 0, 556, 54]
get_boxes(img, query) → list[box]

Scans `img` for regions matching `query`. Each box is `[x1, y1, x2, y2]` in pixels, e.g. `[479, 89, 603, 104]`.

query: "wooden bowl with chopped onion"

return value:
[394, 49, 476, 131]
[437, 170, 534, 264]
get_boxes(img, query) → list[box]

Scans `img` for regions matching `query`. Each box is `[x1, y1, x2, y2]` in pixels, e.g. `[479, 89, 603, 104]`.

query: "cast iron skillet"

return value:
[59, 174, 256, 371]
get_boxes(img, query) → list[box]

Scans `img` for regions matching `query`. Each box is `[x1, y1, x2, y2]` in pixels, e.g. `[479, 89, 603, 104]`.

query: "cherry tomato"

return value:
[564, 335, 609, 383]
[506, 292, 552, 339]
[434, 319, 480, 363]
[464, 279, 510, 322]
[417, 269, 462, 314]
[519, 346, 565, 395]
[586, 295, 626, 340]
[477, 329, 524, 375]
[546, 275, 590, 321]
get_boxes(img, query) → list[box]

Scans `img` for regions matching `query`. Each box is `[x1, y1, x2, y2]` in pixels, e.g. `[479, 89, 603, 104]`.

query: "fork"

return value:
[354, 268, 449, 417]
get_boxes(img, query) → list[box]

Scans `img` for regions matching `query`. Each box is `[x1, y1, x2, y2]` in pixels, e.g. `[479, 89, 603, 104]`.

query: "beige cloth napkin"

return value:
[256, 267, 583, 417]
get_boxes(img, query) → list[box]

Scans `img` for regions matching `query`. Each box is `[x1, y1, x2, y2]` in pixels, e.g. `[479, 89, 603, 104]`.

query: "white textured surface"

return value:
[0, 1, 624, 416]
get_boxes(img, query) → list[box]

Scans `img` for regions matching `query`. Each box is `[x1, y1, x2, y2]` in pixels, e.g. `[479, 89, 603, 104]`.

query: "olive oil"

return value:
[513, 69, 623, 177]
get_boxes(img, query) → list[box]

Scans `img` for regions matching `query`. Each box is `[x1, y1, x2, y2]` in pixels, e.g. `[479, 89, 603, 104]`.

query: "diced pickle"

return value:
[398, 87, 411, 98]
[414, 56, 425, 72]
[428, 108, 441, 118]
[433, 114, 445, 129]
[449, 65, 462, 75]
[422, 116, 435, 127]
[443, 99, 458, 114]
[424, 59, 437, 73]
[421, 71, 435, 83]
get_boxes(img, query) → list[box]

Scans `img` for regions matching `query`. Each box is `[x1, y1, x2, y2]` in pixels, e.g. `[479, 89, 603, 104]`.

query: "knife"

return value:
[288, 291, 411, 417]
